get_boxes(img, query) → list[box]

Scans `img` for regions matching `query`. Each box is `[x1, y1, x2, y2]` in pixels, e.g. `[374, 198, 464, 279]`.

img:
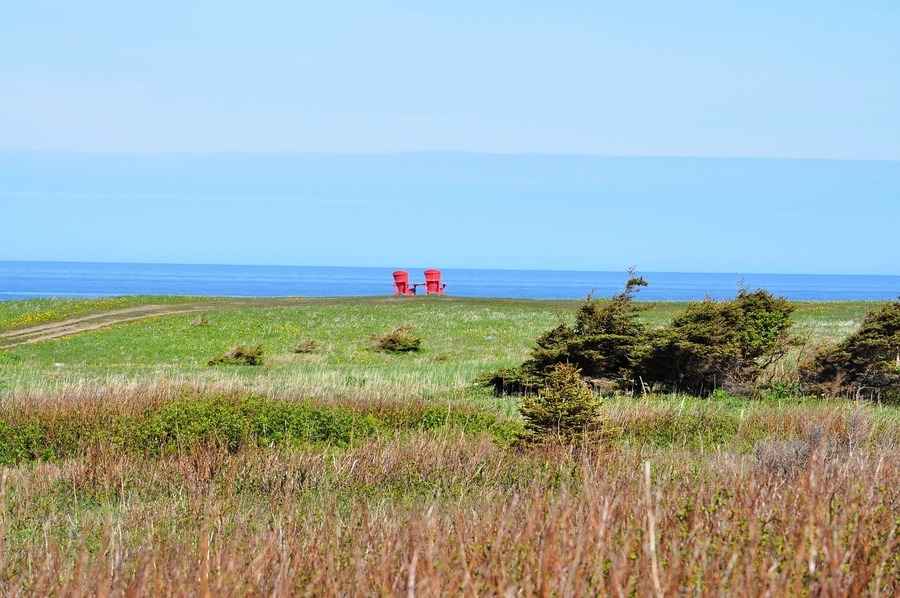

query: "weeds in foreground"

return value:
[0, 382, 898, 593]
[0, 351, 20, 365]
[1, 431, 896, 595]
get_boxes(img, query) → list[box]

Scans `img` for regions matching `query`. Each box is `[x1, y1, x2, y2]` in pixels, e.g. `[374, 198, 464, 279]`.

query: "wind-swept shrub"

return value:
[207, 345, 264, 366]
[520, 363, 602, 442]
[373, 326, 422, 353]
[480, 274, 649, 395]
[800, 301, 900, 403]
[540, 275, 647, 380]
[640, 290, 794, 396]
[480, 277, 795, 398]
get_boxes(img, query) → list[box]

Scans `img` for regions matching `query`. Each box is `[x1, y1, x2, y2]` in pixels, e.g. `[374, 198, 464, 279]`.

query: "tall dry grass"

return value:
[1, 423, 897, 596]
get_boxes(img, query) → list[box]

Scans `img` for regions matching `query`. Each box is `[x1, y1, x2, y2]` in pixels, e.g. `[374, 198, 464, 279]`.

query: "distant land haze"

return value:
[2, 152, 899, 275]
[2, 262, 899, 302]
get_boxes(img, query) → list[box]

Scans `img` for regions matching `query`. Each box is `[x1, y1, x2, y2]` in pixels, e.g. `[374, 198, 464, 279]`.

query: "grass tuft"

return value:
[292, 339, 319, 354]
[372, 326, 422, 353]
[207, 345, 264, 366]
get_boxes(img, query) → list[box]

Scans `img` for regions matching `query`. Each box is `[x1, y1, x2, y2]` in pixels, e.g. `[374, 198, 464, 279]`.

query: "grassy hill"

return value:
[0, 296, 897, 594]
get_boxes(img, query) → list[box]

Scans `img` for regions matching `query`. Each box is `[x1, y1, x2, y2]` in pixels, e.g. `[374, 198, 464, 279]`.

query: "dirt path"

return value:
[0, 297, 399, 349]
[0, 304, 218, 348]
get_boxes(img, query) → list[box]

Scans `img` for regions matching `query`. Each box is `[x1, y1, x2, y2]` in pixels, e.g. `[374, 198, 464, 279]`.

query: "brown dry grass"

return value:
[1, 391, 898, 596]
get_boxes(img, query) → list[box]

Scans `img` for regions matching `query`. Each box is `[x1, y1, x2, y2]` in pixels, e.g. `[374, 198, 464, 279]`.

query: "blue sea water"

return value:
[1, 261, 898, 302]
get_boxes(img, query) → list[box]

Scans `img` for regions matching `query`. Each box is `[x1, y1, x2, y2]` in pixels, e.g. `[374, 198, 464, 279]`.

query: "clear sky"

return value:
[3, 1, 900, 159]
[2, 2, 899, 274]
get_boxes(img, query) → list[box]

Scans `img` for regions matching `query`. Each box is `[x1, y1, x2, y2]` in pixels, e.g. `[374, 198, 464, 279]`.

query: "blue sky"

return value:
[3, 1, 899, 158]
[2, 2, 899, 273]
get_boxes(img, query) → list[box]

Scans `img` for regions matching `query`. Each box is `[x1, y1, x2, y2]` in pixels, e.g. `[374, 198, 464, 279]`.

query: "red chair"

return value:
[392, 271, 415, 296]
[424, 269, 446, 295]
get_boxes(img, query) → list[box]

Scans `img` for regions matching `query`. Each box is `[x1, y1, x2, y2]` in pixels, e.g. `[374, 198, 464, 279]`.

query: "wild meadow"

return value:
[0, 297, 898, 595]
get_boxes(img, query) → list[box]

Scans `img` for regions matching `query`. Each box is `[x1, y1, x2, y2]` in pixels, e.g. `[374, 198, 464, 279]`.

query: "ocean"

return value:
[1, 261, 898, 302]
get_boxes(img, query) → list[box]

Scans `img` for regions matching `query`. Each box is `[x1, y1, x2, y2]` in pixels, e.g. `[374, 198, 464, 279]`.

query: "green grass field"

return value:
[0, 296, 880, 390]
[0, 296, 897, 594]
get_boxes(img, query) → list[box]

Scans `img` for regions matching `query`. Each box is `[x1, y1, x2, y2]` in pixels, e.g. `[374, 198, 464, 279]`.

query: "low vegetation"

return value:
[291, 339, 318, 354]
[372, 325, 422, 353]
[207, 344, 265, 366]
[0, 393, 896, 594]
[477, 276, 648, 395]
[0, 391, 518, 464]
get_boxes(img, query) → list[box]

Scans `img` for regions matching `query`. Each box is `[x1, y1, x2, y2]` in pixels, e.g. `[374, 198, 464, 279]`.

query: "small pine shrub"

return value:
[520, 363, 603, 442]
[640, 290, 795, 396]
[207, 345, 264, 366]
[292, 339, 319, 354]
[373, 326, 422, 353]
[800, 301, 900, 403]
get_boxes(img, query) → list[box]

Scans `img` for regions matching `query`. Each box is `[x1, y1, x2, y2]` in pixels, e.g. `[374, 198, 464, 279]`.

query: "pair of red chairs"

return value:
[393, 269, 445, 296]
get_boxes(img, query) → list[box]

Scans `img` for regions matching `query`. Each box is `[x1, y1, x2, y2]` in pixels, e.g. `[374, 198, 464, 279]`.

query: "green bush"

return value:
[532, 276, 647, 382]
[800, 301, 900, 403]
[505, 292, 899, 404]
[640, 290, 795, 396]
[207, 345, 264, 366]
[481, 274, 648, 395]
[373, 326, 422, 353]
[520, 363, 603, 442]
[481, 280, 796, 398]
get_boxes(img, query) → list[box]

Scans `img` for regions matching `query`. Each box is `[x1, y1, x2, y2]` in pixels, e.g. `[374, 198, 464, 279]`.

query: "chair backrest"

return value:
[393, 270, 412, 295]
[424, 269, 444, 295]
